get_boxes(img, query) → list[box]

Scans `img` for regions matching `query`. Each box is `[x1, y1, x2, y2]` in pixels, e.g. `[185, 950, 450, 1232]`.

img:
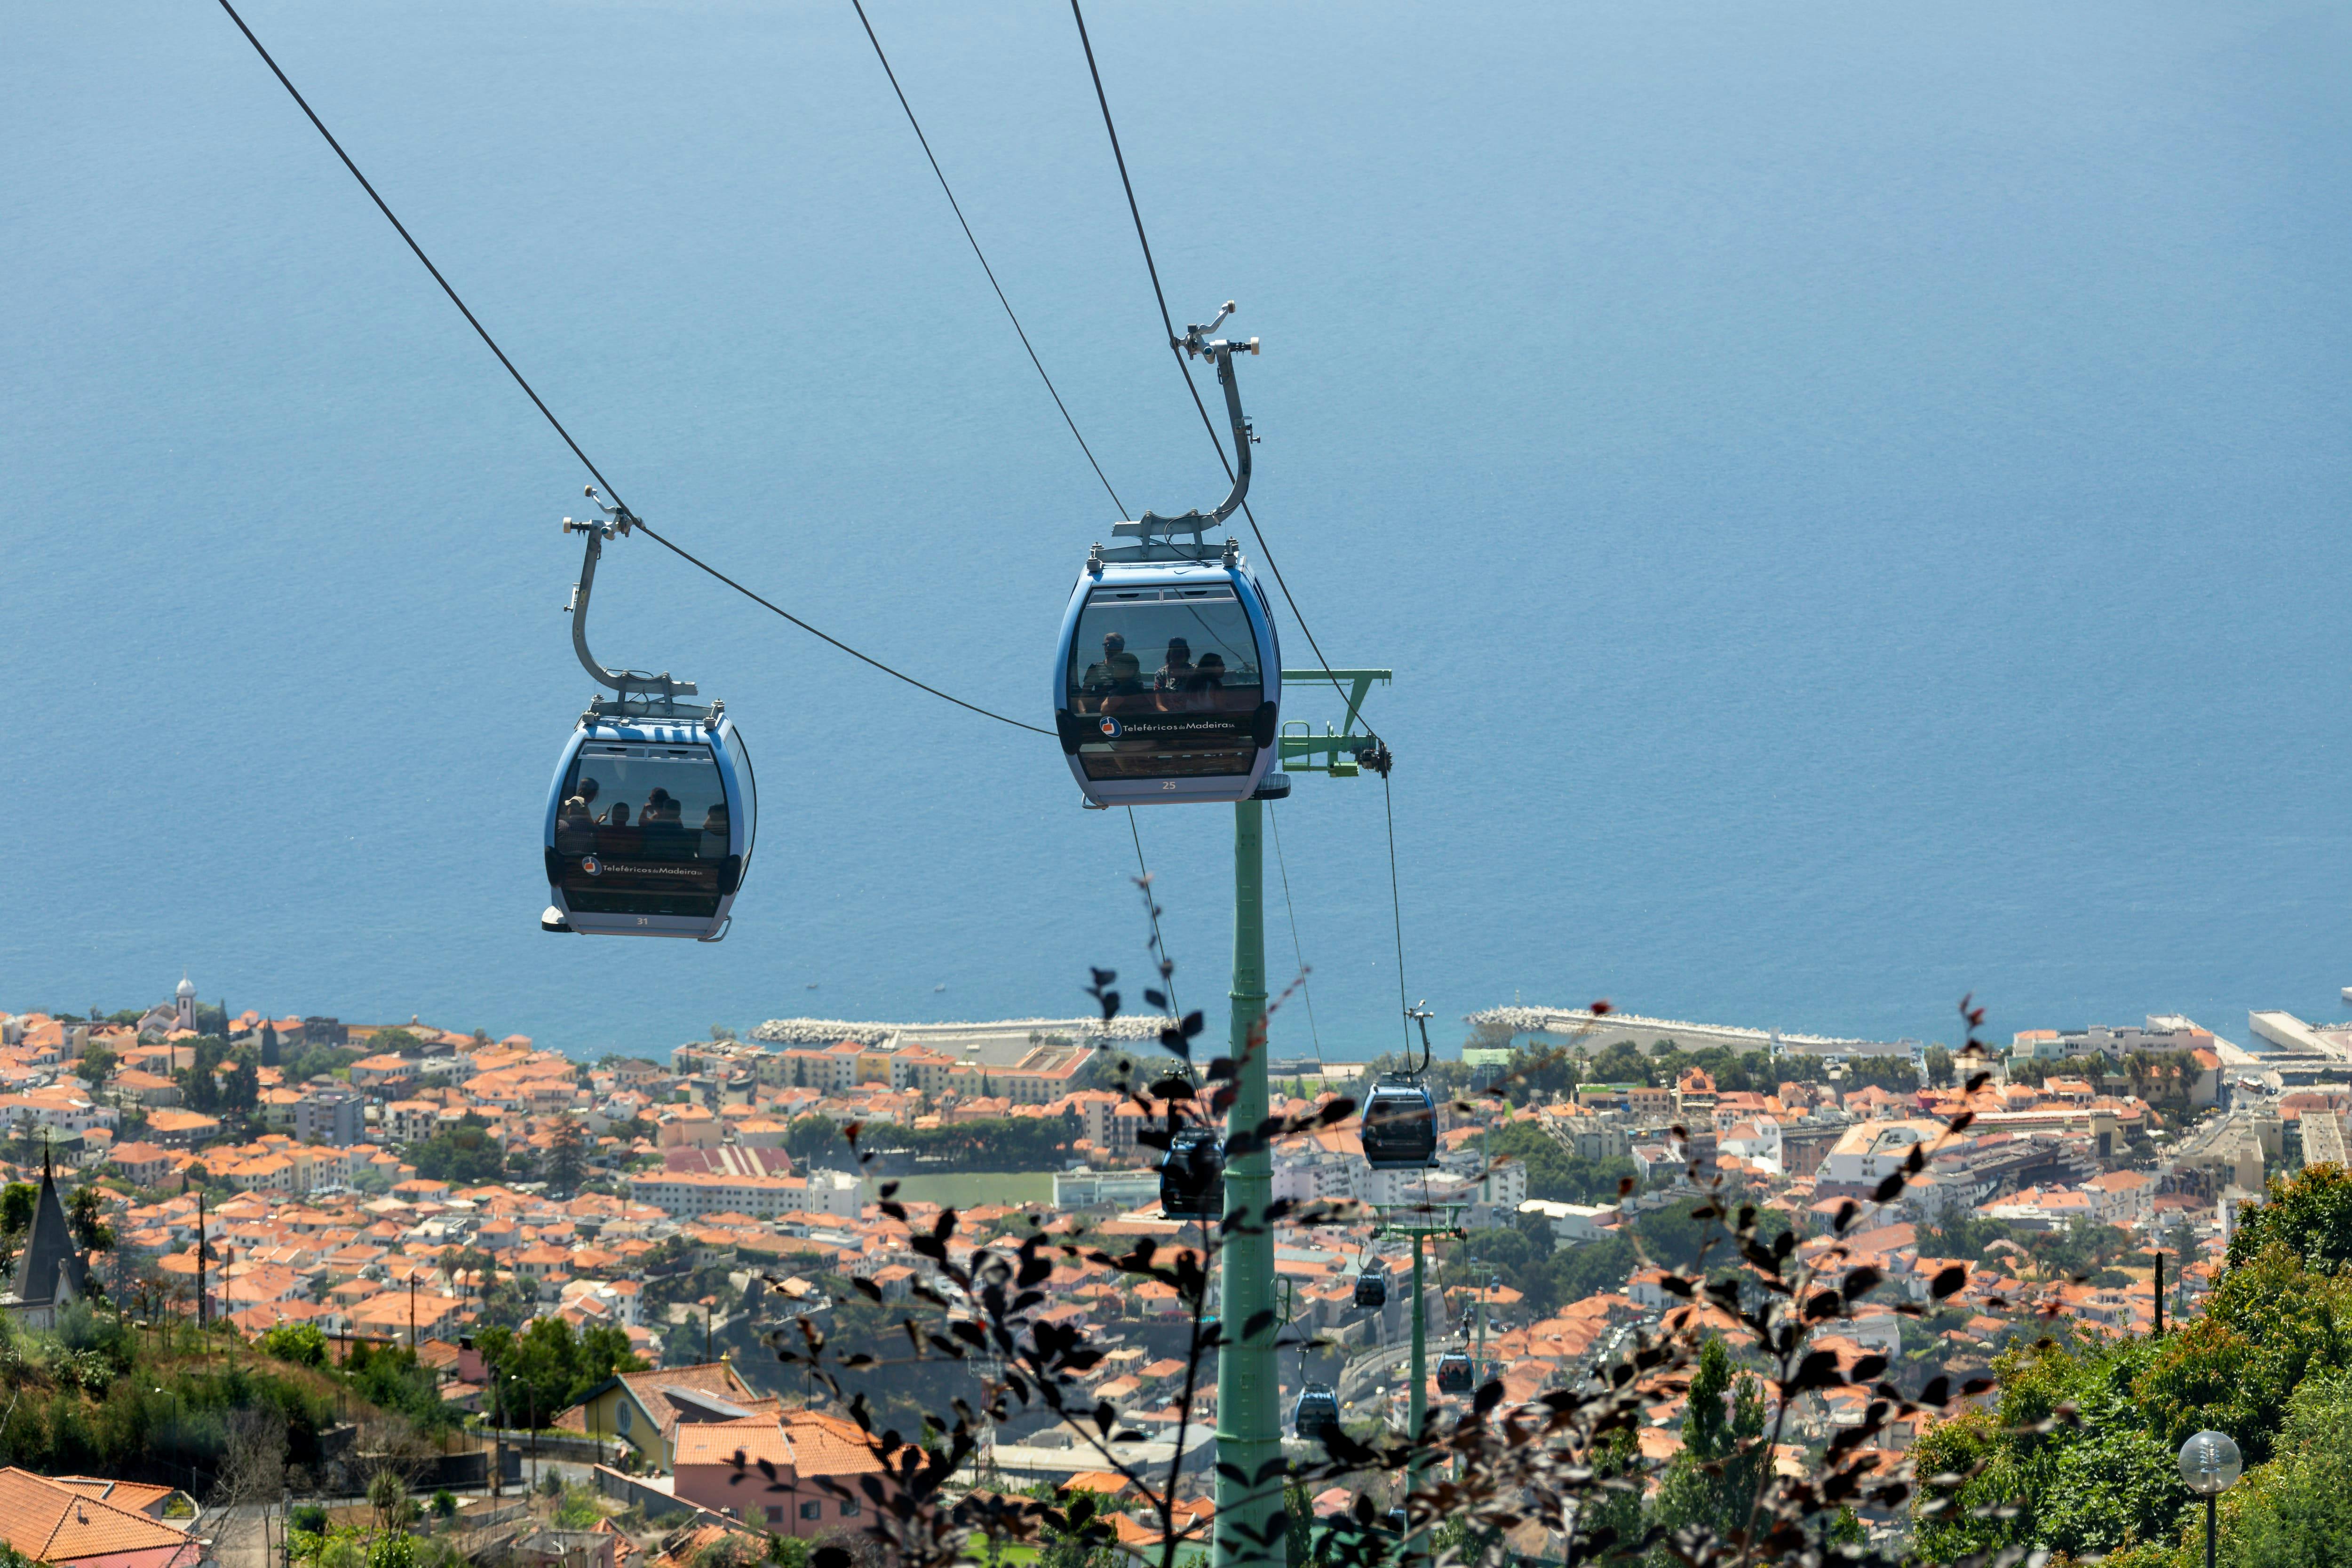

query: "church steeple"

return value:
[175, 974, 197, 1033]
[12, 1154, 86, 1321]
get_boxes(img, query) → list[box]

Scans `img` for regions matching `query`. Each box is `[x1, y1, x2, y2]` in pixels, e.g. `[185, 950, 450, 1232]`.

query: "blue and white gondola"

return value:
[1051, 305, 1287, 808]
[540, 490, 757, 941]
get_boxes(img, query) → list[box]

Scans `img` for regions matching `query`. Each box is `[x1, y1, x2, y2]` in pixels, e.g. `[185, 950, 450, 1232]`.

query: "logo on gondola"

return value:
[581, 857, 601, 877]
[1098, 716, 1122, 738]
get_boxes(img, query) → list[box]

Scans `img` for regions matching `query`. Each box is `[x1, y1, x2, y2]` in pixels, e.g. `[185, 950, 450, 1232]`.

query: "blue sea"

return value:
[6, 0, 2349, 1061]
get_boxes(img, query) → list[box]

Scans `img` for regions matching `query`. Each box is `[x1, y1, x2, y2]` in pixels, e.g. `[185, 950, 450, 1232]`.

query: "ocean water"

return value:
[5, 0, 2349, 1061]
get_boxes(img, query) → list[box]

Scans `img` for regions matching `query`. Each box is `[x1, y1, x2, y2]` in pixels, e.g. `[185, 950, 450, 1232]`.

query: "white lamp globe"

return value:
[2177, 1430, 2242, 1496]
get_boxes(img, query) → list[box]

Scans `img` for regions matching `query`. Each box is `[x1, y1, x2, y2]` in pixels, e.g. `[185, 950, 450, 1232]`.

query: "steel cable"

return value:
[1266, 801, 1323, 1063]
[849, 0, 1128, 520]
[1066, 0, 1382, 744]
[212, 0, 1048, 738]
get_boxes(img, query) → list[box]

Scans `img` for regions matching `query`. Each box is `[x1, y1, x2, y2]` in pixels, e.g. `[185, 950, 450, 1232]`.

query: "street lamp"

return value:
[2178, 1429, 2242, 1568]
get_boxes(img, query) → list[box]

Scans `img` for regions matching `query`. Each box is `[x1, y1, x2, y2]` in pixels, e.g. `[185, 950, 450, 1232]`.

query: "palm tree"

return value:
[366, 1467, 407, 1535]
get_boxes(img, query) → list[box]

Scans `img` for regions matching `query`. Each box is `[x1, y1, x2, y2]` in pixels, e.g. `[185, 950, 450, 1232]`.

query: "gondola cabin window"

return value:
[553, 742, 731, 917]
[1065, 584, 1264, 780]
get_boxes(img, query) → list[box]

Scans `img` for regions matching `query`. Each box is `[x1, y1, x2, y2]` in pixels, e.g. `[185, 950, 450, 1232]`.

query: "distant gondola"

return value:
[1293, 1381, 1341, 1443]
[1353, 1268, 1390, 1310]
[1435, 1353, 1474, 1395]
[1160, 1126, 1226, 1221]
[1359, 1074, 1439, 1170]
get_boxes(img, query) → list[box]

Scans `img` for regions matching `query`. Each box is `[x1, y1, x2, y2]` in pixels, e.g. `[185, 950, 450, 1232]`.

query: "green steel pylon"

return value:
[1375, 1206, 1465, 1567]
[1213, 668, 1391, 1568]
[1214, 794, 1279, 1568]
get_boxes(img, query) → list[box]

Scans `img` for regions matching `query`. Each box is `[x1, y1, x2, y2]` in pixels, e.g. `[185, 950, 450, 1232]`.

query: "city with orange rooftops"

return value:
[1, 981, 2349, 1564]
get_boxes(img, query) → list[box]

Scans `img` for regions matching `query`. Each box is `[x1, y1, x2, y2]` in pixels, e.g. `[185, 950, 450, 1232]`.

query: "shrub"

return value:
[262, 1323, 329, 1369]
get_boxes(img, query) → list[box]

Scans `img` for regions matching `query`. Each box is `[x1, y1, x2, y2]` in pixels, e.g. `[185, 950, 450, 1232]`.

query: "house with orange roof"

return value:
[555, 1361, 772, 1473]
[107, 1141, 179, 1189]
[670, 1411, 887, 1536]
[0, 1468, 202, 1568]
[107, 1070, 180, 1109]
[143, 1110, 220, 1149]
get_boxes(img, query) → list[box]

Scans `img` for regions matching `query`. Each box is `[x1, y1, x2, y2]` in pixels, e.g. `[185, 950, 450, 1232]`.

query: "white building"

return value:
[1817, 1120, 1946, 1191]
[629, 1166, 862, 1221]
[1054, 1166, 1164, 1210]
[1719, 1117, 1783, 1175]
[1518, 1199, 1617, 1244]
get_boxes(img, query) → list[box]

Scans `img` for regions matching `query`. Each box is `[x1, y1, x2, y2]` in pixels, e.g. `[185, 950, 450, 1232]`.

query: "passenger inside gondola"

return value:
[556, 739, 733, 914]
[1081, 632, 1144, 700]
[599, 801, 641, 855]
[1153, 637, 1196, 700]
[556, 796, 596, 855]
[640, 791, 693, 859]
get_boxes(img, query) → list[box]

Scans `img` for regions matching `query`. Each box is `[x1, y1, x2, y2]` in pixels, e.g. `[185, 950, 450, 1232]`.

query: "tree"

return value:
[1, 1181, 38, 1236]
[1924, 1045, 1955, 1087]
[263, 1322, 330, 1368]
[1652, 1337, 1770, 1550]
[65, 1185, 113, 1252]
[260, 1022, 280, 1067]
[220, 1048, 261, 1115]
[477, 1314, 644, 1426]
[2230, 1161, 2352, 1273]
[366, 1468, 409, 1537]
[785, 1115, 844, 1166]
[74, 1046, 117, 1091]
[546, 1117, 586, 1195]
[1481, 1120, 1637, 1205]
[406, 1123, 508, 1185]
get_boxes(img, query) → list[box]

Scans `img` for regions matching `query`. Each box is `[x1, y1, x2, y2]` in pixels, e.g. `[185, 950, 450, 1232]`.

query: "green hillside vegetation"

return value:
[0, 1301, 464, 1492]
[1915, 1163, 2352, 1566]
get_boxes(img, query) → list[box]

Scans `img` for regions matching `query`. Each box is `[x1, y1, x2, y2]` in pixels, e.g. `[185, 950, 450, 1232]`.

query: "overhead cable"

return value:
[1068, 0, 1418, 1055]
[211, 0, 1047, 738]
[1066, 0, 1379, 741]
[849, 0, 1127, 520]
[1125, 807, 1182, 1025]
[1266, 802, 1323, 1062]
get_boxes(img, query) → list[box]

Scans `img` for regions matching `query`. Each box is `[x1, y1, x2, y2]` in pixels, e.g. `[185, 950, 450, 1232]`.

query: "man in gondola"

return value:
[1081, 632, 1144, 701]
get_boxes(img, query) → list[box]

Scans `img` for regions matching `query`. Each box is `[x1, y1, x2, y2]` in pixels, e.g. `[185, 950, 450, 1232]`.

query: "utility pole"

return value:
[1213, 670, 1392, 1568]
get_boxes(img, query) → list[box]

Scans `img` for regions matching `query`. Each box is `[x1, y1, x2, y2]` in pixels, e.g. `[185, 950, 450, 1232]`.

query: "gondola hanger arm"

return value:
[561, 485, 695, 702]
[1118, 301, 1262, 553]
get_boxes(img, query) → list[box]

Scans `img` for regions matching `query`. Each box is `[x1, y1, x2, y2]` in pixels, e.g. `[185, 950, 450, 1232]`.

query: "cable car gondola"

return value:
[1362, 1000, 1441, 1169]
[1353, 1267, 1389, 1310]
[1054, 306, 1285, 807]
[1360, 1074, 1439, 1170]
[1292, 1381, 1341, 1443]
[1435, 1353, 1474, 1396]
[1159, 1126, 1226, 1221]
[541, 491, 755, 941]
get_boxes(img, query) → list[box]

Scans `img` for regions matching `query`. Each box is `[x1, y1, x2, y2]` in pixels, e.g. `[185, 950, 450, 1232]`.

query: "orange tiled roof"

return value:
[674, 1416, 794, 1470]
[0, 1468, 199, 1563]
